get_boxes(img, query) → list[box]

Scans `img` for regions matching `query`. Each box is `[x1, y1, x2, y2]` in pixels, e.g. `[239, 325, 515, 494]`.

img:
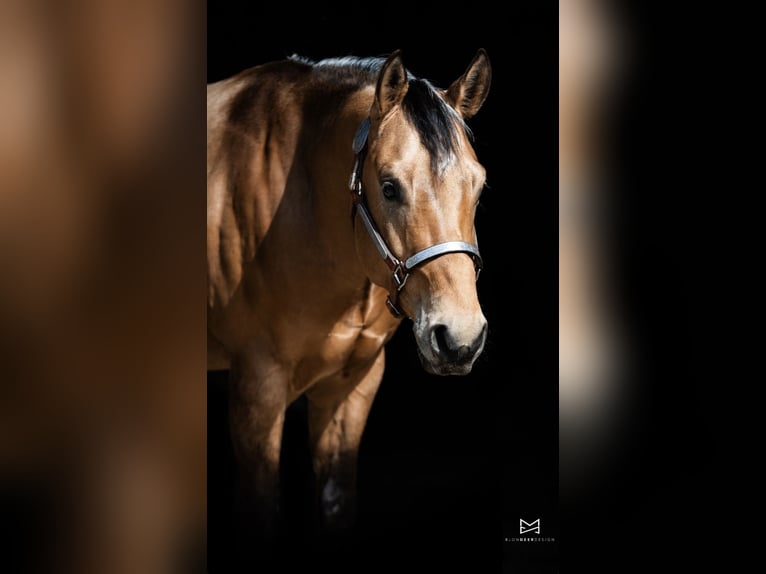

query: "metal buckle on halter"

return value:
[392, 263, 409, 291]
[385, 263, 409, 319]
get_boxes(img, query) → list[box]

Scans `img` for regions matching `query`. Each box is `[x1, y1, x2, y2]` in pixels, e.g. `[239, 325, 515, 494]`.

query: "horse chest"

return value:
[290, 324, 389, 393]
[328, 325, 389, 366]
[283, 281, 397, 395]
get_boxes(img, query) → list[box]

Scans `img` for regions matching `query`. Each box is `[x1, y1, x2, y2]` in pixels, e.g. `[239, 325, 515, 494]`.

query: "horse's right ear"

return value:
[446, 48, 492, 119]
[373, 50, 409, 118]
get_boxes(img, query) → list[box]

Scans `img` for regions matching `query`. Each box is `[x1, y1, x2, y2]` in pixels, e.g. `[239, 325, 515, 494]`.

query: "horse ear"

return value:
[446, 48, 492, 119]
[374, 50, 409, 118]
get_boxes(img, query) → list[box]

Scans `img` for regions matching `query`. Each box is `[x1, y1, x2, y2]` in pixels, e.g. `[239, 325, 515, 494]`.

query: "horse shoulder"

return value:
[207, 75, 249, 311]
[207, 64, 316, 368]
[206, 66, 307, 311]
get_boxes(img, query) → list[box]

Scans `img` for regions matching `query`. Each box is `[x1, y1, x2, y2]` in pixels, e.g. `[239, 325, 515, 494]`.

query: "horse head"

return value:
[353, 49, 492, 375]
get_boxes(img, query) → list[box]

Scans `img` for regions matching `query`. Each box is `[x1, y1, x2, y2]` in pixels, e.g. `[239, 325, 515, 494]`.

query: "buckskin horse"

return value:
[207, 49, 492, 540]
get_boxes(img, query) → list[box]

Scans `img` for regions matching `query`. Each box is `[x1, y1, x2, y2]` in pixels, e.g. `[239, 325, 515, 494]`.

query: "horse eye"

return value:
[381, 180, 400, 202]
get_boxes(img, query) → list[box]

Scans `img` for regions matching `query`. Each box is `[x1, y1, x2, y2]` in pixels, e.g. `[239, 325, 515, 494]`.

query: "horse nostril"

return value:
[430, 323, 487, 364]
[432, 324, 451, 360]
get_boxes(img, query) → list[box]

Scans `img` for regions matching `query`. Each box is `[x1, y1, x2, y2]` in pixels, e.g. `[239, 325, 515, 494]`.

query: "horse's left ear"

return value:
[446, 48, 492, 119]
[374, 50, 409, 119]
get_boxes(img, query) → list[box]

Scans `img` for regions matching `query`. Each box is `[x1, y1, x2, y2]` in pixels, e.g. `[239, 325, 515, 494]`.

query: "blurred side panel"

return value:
[559, 0, 628, 497]
[0, 0, 207, 572]
[560, 1, 720, 571]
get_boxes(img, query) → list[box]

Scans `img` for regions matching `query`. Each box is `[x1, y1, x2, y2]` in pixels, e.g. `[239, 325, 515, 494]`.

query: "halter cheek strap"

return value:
[349, 118, 483, 319]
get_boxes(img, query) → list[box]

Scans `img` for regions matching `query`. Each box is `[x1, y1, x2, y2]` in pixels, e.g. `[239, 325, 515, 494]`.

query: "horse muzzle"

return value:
[415, 318, 487, 376]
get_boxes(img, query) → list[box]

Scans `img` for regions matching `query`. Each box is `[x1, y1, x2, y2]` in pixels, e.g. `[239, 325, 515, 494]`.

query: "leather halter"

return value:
[349, 117, 483, 319]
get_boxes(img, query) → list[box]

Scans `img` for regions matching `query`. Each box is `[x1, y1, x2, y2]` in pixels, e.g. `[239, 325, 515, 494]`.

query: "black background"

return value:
[207, 2, 558, 573]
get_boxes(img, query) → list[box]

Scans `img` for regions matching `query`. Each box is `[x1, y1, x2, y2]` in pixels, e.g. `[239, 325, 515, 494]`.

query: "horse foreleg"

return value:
[306, 350, 385, 534]
[228, 353, 288, 546]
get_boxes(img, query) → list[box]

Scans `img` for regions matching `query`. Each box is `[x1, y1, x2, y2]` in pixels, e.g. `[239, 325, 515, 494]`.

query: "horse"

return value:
[206, 49, 492, 543]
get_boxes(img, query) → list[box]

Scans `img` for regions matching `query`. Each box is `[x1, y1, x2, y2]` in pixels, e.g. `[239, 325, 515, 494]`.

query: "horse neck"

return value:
[306, 88, 375, 295]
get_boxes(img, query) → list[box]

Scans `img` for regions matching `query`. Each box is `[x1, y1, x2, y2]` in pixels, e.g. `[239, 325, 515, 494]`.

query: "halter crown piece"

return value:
[349, 117, 483, 319]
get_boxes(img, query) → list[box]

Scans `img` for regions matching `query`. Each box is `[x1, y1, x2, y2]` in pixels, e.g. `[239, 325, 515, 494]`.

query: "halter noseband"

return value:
[349, 117, 483, 319]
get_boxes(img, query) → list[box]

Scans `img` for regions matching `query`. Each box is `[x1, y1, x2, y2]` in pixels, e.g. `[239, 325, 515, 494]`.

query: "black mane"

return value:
[291, 54, 471, 173]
